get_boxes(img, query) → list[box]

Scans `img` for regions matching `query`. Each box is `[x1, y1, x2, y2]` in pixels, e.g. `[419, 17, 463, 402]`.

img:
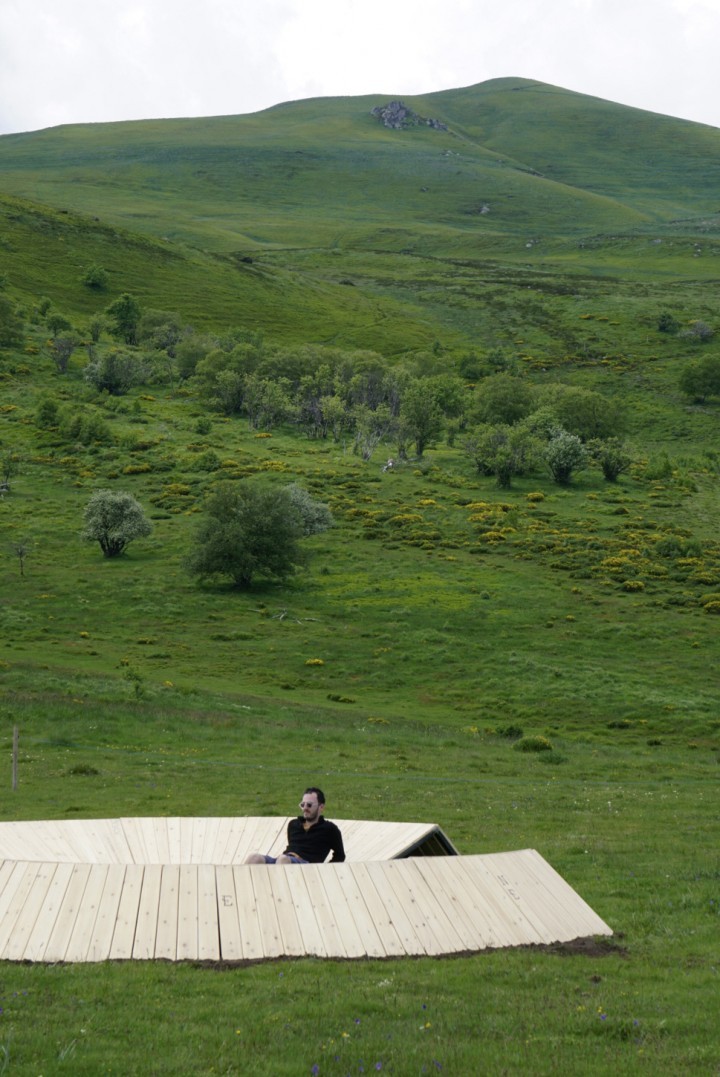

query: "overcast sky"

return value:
[1, 0, 718, 136]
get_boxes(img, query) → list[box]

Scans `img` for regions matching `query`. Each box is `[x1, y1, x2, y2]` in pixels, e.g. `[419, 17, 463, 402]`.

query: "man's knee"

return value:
[244, 852, 268, 864]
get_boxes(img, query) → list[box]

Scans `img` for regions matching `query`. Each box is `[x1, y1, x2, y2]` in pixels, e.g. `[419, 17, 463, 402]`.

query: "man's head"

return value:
[299, 787, 325, 825]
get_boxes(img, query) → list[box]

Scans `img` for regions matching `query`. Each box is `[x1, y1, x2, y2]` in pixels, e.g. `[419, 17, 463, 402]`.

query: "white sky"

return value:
[1, 0, 719, 135]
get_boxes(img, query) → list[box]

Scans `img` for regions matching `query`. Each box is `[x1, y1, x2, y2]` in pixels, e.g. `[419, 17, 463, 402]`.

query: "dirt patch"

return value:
[545, 935, 628, 959]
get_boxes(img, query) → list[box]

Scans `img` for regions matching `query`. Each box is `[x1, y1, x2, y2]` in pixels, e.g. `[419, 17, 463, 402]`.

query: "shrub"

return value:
[82, 490, 153, 558]
[544, 431, 589, 485]
[513, 735, 553, 753]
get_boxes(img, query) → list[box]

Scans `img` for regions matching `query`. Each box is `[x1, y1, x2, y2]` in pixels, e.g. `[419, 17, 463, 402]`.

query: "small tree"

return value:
[679, 355, 720, 402]
[186, 482, 305, 588]
[105, 293, 141, 345]
[285, 484, 333, 536]
[544, 430, 588, 485]
[399, 379, 444, 457]
[48, 332, 80, 373]
[463, 424, 539, 488]
[589, 437, 633, 482]
[82, 490, 152, 558]
[0, 294, 23, 348]
[81, 264, 109, 290]
[469, 373, 535, 426]
[84, 350, 149, 394]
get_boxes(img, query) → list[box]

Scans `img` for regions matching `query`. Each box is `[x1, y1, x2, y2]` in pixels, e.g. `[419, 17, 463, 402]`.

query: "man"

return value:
[244, 787, 345, 865]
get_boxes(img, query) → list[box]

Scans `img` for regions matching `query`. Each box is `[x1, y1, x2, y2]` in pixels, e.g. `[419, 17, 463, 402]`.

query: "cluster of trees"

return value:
[83, 482, 333, 589]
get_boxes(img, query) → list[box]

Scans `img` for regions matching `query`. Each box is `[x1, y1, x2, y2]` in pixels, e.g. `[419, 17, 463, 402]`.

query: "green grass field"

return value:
[0, 78, 719, 1074]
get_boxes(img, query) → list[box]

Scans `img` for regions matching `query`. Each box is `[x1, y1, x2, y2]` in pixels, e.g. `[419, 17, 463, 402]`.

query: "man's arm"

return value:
[329, 823, 345, 863]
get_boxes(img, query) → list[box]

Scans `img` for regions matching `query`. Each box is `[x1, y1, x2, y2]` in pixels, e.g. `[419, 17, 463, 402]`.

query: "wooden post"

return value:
[12, 725, 18, 790]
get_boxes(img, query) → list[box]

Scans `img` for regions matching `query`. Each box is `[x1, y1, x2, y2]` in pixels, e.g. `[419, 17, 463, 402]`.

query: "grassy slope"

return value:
[2, 78, 719, 259]
[0, 79, 719, 1074]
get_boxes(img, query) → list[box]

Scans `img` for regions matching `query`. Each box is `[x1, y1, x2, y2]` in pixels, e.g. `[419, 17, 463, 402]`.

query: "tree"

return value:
[285, 484, 333, 536]
[242, 373, 294, 430]
[137, 309, 183, 354]
[47, 332, 80, 373]
[84, 350, 149, 394]
[81, 264, 109, 290]
[679, 319, 714, 343]
[469, 373, 535, 426]
[589, 437, 633, 482]
[105, 293, 141, 345]
[186, 482, 305, 588]
[82, 490, 152, 558]
[679, 355, 720, 402]
[540, 386, 624, 442]
[399, 379, 444, 456]
[463, 424, 539, 488]
[544, 430, 589, 485]
[0, 294, 23, 348]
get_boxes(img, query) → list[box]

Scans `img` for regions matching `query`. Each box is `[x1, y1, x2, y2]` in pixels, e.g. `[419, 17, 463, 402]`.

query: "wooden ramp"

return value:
[0, 819, 611, 964]
[0, 817, 456, 865]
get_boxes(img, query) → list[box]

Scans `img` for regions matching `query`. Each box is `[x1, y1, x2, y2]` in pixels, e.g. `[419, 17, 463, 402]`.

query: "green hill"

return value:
[0, 78, 719, 1074]
[1, 77, 719, 259]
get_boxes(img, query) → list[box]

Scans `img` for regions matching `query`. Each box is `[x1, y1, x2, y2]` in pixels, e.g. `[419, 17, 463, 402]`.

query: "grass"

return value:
[0, 77, 718, 1073]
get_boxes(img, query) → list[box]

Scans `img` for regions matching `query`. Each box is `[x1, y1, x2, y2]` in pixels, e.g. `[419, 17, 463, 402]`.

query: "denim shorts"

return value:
[263, 853, 307, 864]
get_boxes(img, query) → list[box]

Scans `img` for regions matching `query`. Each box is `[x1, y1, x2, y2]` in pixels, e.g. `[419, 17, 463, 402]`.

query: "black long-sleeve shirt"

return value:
[284, 816, 345, 863]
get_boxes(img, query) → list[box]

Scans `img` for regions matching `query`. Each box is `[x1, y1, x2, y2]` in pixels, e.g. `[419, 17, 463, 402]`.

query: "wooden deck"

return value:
[0, 819, 611, 963]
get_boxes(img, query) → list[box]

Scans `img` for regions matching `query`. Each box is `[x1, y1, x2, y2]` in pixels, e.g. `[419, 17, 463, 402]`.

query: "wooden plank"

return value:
[314, 865, 366, 958]
[197, 864, 220, 960]
[247, 866, 285, 959]
[155, 865, 180, 959]
[104, 820, 135, 864]
[22, 861, 75, 962]
[353, 857, 421, 960]
[109, 864, 144, 959]
[471, 852, 561, 945]
[180, 818, 199, 864]
[0, 859, 21, 899]
[3, 862, 57, 961]
[217, 817, 250, 864]
[166, 819, 183, 865]
[477, 851, 566, 943]
[283, 868, 329, 957]
[453, 856, 538, 948]
[177, 865, 199, 961]
[119, 818, 151, 865]
[411, 857, 495, 950]
[0, 863, 46, 955]
[379, 860, 459, 956]
[263, 867, 306, 957]
[133, 864, 163, 959]
[324, 863, 387, 958]
[87, 864, 127, 962]
[42, 864, 92, 962]
[199, 817, 222, 865]
[423, 857, 500, 950]
[149, 818, 170, 864]
[298, 865, 347, 957]
[232, 866, 265, 961]
[64, 865, 109, 962]
[216, 866, 243, 960]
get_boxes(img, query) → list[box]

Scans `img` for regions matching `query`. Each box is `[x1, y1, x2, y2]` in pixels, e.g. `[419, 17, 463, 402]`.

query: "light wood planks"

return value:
[0, 817, 457, 865]
[0, 848, 611, 963]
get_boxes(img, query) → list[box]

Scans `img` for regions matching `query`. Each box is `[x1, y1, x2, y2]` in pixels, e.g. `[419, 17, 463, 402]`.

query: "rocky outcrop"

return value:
[371, 101, 448, 131]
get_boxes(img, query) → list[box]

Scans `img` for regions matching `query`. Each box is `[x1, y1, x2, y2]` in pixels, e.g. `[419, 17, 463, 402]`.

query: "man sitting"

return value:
[244, 787, 345, 864]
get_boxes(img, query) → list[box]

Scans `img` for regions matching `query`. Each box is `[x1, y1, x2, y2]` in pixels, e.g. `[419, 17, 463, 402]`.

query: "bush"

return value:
[82, 490, 153, 558]
[84, 351, 149, 395]
[544, 431, 589, 485]
[186, 481, 305, 588]
[285, 483, 334, 536]
[513, 735, 553, 753]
